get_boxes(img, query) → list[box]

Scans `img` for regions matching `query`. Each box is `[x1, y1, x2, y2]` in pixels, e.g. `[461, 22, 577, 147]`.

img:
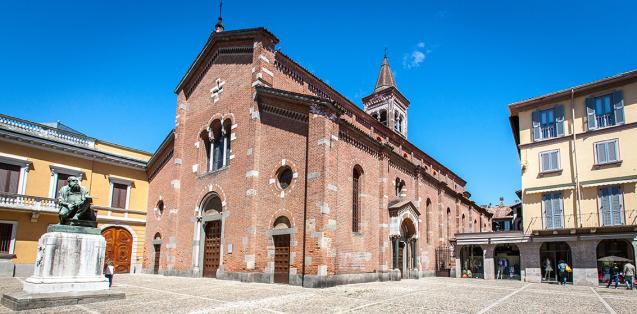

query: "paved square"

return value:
[1, 275, 636, 313]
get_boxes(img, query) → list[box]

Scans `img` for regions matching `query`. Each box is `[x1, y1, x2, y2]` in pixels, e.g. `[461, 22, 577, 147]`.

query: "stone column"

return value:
[519, 242, 541, 283]
[412, 239, 417, 270]
[569, 239, 598, 286]
[393, 237, 399, 270]
[482, 244, 495, 280]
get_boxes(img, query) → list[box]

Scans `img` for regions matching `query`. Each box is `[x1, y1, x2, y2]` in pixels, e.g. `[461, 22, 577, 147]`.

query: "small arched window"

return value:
[395, 178, 405, 197]
[379, 110, 387, 126]
[446, 208, 451, 239]
[156, 200, 164, 218]
[461, 214, 466, 233]
[352, 167, 362, 232]
[204, 119, 232, 172]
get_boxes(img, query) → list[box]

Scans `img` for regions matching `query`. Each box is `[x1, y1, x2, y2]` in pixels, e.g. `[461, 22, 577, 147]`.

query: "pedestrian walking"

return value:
[623, 262, 635, 290]
[104, 260, 115, 288]
[557, 260, 568, 285]
[606, 263, 620, 289]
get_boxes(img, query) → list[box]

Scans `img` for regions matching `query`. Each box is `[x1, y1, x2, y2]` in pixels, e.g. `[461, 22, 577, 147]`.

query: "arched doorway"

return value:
[494, 244, 520, 280]
[393, 218, 417, 278]
[540, 242, 572, 283]
[272, 216, 291, 284]
[460, 245, 483, 278]
[597, 239, 635, 284]
[153, 233, 161, 275]
[201, 193, 223, 278]
[102, 227, 133, 273]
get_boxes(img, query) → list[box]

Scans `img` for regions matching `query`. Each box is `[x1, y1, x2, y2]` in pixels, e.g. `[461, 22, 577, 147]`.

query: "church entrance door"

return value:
[203, 220, 222, 278]
[273, 234, 290, 284]
[102, 227, 133, 273]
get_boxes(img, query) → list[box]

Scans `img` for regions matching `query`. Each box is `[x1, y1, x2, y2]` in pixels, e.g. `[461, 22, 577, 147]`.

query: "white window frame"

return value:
[539, 149, 561, 173]
[0, 220, 18, 254]
[48, 164, 84, 199]
[0, 153, 30, 195]
[108, 176, 133, 210]
[594, 139, 620, 165]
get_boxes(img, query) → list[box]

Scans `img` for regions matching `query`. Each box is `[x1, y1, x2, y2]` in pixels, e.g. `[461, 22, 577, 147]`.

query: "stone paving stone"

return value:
[489, 290, 607, 314]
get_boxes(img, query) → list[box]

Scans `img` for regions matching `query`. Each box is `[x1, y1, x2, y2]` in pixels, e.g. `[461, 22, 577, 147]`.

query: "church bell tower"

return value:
[362, 52, 410, 138]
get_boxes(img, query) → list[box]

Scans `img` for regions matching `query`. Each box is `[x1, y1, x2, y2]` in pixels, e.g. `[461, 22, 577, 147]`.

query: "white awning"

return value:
[581, 176, 637, 188]
[525, 184, 574, 195]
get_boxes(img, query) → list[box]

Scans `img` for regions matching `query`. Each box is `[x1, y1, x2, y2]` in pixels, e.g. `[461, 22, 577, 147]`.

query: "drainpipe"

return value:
[571, 88, 583, 227]
[301, 118, 310, 287]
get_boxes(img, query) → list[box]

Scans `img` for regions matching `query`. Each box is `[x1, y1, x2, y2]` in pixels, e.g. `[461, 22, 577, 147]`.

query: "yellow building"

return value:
[453, 70, 637, 286]
[0, 113, 151, 276]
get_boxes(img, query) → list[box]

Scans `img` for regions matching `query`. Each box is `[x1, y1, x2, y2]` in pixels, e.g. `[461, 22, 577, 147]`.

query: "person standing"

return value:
[623, 262, 635, 290]
[606, 264, 620, 289]
[557, 260, 568, 285]
[104, 260, 115, 288]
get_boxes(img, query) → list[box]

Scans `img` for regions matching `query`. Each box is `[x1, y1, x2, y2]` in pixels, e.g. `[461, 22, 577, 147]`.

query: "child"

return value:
[104, 260, 115, 288]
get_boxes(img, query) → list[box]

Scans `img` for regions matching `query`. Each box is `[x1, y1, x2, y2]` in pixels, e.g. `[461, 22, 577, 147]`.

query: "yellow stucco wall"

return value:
[0, 136, 150, 270]
[516, 80, 637, 232]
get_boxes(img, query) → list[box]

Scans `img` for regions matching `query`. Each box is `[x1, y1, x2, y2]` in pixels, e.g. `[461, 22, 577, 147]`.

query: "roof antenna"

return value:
[215, 0, 224, 33]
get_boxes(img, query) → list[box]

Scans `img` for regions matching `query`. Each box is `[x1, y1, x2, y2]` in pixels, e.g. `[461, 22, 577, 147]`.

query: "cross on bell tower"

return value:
[215, 0, 224, 33]
[362, 51, 410, 138]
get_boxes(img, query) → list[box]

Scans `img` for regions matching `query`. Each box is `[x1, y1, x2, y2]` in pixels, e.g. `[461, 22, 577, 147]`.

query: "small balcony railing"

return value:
[0, 114, 95, 148]
[0, 192, 57, 213]
[595, 114, 615, 129]
[528, 210, 637, 231]
[539, 124, 557, 140]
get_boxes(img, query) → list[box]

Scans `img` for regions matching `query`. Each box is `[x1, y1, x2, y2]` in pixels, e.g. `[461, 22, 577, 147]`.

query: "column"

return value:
[393, 237, 399, 270]
[412, 239, 418, 270]
[482, 244, 495, 280]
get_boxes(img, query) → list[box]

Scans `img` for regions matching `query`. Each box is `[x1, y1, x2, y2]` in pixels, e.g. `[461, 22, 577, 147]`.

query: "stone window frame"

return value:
[200, 118, 233, 174]
[0, 152, 31, 195]
[108, 176, 134, 211]
[0, 220, 18, 254]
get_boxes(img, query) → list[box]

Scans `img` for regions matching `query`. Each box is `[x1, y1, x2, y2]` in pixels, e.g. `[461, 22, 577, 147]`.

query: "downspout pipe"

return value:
[571, 88, 583, 227]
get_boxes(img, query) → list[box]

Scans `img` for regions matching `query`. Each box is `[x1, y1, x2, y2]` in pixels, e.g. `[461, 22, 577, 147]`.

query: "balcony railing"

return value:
[595, 114, 616, 129]
[0, 114, 95, 148]
[0, 192, 57, 213]
[528, 210, 637, 231]
[539, 124, 557, 140]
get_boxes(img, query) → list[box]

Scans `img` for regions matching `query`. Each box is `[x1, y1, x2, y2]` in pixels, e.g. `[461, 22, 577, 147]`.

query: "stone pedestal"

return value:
[23, 225, 109, 293]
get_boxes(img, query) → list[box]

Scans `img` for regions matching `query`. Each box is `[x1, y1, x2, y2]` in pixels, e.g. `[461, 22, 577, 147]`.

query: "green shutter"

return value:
[555, 105, 565, 137]
[613, 90, 625, 125]
[586, 97, 597, 130]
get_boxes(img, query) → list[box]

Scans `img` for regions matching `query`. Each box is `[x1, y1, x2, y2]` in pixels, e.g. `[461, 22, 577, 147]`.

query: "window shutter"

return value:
[554, 105, 565, 137]
[612, 90, 624, 125]
[0, 223, 14, 253]
[552, 194, 563, 228]
[111, 183, 128, 209]
[608, 141, 618, 162]
[541, 152, 549, 172]
[532, 111, 541, 141]
[0, 163, 21, 194]
[600, 188, 611, 226]
[596, 142, 607, 164]
[550, 151, 559, 170]
[543, 194, 553, 229]
[610, 187, 623, 225]
[586, 97, 597, 130]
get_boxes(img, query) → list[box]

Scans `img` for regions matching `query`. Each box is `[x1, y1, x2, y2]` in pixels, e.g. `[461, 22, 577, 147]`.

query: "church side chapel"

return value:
[143, 13, 491, 287]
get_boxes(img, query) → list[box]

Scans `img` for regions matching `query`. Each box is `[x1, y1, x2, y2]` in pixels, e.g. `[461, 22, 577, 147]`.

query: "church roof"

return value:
[374, 55, 396, 92]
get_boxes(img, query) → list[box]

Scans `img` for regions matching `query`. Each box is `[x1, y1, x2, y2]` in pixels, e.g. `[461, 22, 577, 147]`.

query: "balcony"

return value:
[594, 113, 617, 129]
[0, 114, 95, 148]
[536, 124, 557, 141]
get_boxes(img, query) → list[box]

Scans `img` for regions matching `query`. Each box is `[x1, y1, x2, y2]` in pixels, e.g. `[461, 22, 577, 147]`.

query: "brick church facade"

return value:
[143, 24, 491, 287]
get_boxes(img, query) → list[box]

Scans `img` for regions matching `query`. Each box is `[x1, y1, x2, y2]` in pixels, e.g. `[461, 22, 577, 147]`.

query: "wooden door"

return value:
[273, 234, 290, 284]
[153, 244, 161, 274]
[203, 220, 221, 278]
[102, 227, 133, 274]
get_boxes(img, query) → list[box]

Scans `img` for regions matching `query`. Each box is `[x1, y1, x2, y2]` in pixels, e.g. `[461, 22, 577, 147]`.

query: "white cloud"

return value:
[403, 42, 430, 69]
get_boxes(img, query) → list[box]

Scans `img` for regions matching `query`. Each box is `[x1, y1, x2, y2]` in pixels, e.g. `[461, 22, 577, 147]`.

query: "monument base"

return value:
[1, 290, 125, 311]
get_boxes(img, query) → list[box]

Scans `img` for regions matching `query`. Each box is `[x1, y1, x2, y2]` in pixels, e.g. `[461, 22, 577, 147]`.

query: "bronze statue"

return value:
[57, 176, 96, 227]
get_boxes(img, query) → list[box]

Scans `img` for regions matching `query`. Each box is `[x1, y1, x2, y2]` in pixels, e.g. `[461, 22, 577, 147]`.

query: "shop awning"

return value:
[580, 175, 637, 188]
[524, 183, 574, 195]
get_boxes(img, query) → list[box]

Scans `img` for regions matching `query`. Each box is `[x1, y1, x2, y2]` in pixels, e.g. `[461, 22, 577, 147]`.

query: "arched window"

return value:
[473, 219, 477, 232]
[204, 119, 232, 172]
[201, 193, 222, 214]
[394, 111, 400, 131]
[462, 214, 466, 233]
[395, 178, 405, 197]
[446, 208, 451, 240]
[371, 112, 379, 121]
[352, 166, 362, 232]
[426, 198, 432, 244]
[156, 200, 164, 218]
[379, 110, 387, 126]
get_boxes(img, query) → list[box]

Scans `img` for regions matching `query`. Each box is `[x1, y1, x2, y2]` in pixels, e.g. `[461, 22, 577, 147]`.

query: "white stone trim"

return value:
[108, 176, 134, 210]
[47, 163, 84, 198]
[0, 153, 30, 195]
[99, 224, 140, 273]
[0, 220, 17, 254]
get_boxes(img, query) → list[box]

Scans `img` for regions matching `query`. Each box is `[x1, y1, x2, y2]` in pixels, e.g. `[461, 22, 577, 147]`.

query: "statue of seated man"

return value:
[57, 176, 95, 227]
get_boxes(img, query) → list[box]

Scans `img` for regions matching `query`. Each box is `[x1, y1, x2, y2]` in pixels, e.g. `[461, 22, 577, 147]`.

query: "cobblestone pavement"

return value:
[2, 274, 637, 313]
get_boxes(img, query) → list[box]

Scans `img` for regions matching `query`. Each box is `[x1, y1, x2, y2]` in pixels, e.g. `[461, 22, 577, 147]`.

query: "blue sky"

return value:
[1, 0, 636, 206]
